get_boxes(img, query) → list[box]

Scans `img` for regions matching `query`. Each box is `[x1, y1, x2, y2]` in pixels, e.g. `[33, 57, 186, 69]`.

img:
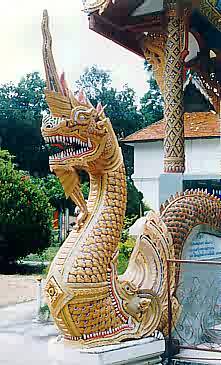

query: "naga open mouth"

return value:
[44, 135, 93, 161]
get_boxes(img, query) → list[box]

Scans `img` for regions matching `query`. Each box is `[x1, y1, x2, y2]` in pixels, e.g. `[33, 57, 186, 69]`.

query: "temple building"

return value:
[79, 2, 221, 361]
[83, 0, 221, 206]
[123, 74, 221, 210]
[124, 111, 220, 210]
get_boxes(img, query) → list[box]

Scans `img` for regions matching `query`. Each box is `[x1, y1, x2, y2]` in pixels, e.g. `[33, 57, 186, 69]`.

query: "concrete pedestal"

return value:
[48, 337, 165, 365]
[173, 347, 221, 364]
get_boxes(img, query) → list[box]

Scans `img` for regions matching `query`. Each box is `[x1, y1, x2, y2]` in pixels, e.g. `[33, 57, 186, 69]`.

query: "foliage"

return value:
[126, 178, 146, 217]
[31, 174, 65, 209]
[140, 61, 164, 125]
[39, 303, 51, 322]
[76, 65, 112, 101]
[25, 245, 59, 263]
[118, 237, 136, 275]
[0, 72, 49, 175]
[76, 65, 145, 137]
[143, 200, 151, 213]
[0, 150, 53, 263]
[81, 181, 90, 200]
[121, 215, 138, 242]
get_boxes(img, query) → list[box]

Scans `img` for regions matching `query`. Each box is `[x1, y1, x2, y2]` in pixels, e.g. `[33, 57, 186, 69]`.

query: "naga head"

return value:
[41, 10, 119, 176]
[41, 10, 121, 228]
[41, 90, 113, 173]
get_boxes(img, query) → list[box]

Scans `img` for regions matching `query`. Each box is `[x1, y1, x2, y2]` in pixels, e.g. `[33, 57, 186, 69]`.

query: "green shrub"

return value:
[81, 181, 90, 200]
[39, 303, 51, 321]
[31, 174, 65, 209]
[25, 245, 59, 263]
[126, 178, 148, 217]
[118, 237, 136, 275]
[121, 215, 138, 242]
[0, 150, 53, 263]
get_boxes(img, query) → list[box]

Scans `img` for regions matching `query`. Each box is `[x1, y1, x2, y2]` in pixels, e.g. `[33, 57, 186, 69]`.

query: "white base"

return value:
[48, 337, 165, 365]
[174, 347, 221, 364]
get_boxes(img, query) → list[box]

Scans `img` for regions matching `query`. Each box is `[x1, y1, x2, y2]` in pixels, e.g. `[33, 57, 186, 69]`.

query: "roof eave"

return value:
[123, 135, 221, 144]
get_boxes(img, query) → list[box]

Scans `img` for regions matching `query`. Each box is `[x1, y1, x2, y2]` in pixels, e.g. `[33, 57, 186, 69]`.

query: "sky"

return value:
[0, 0, 148, 99]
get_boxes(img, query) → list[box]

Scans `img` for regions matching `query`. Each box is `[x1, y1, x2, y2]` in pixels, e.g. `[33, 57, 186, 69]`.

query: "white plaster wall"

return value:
[131, 141, 163, 210]
[133, 141, 164, 178]
[185, 138, 220, 175]
[129, 138, 220, 211]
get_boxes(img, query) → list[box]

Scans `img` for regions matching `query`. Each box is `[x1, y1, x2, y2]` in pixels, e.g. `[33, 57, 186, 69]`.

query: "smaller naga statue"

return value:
[42, 10, 221, 347]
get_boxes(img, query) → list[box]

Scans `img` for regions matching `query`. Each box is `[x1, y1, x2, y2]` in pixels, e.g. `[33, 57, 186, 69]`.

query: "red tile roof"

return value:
[123, 112, 221, 143]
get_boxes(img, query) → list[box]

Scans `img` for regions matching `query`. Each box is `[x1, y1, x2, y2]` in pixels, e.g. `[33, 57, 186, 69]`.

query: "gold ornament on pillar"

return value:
[142, 3, 189, 174]
[163, 9, 185, 173]
[142, 34, 166, 95]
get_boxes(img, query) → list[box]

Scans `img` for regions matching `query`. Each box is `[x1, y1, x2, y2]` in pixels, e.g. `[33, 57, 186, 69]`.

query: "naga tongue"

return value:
[51, 143, 64, 149]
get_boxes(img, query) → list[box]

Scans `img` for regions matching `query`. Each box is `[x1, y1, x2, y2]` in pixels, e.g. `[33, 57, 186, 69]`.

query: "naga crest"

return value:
[41, 9, 113, 172]
[41, 9, 121, 229]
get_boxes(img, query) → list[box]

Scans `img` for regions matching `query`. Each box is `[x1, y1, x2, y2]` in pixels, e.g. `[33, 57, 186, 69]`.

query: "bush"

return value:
[126, 178, 147, 217]
[31, 174, 65, 209]
[118, 237, 136, 275]
[0, 150, 53, 263]
[31, 175, 90, 216]
[121, 215, 138, 242]
[81, 181, 90, 200]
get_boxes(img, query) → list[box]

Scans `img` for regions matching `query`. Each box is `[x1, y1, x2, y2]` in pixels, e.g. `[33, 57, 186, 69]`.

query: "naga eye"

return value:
[94, 116, 100, 123]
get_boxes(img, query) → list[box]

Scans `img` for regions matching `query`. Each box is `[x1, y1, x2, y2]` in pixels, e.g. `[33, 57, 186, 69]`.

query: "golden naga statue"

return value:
[42, 10, 221, 347]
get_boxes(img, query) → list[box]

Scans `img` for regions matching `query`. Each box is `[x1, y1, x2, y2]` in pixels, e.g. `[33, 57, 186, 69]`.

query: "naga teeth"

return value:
[46, 135, 93, 148]
[47, 134, 94, 160]
[88, 138, 92, 148]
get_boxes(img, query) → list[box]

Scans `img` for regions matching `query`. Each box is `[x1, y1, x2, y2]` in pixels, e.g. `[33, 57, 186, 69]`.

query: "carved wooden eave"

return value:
[88, 13, 145, 58]
[83, 0, 221, 110]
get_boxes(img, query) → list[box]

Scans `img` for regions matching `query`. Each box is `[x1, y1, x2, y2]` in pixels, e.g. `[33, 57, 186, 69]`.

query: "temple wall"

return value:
[186, 138, 220, 175]
[130, 138, 220, 210]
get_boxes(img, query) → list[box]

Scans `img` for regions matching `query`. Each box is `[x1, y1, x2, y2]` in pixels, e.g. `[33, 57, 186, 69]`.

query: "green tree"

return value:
[31, 174, 65, 209]
[76, 66, 144, 137]
[0, 150, 53, 263]
[0, 72, 49, 175]
[140, 62, 164, 125]
[126, 178, 146, 217]
[76, 65, 112, 102]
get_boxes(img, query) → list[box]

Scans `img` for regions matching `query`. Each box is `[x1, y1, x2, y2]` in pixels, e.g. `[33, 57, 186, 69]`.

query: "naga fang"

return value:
[41, 10, 221, 347]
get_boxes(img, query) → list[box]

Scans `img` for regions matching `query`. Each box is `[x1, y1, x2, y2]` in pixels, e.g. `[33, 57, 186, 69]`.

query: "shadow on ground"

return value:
[0, 262, 47, 275]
